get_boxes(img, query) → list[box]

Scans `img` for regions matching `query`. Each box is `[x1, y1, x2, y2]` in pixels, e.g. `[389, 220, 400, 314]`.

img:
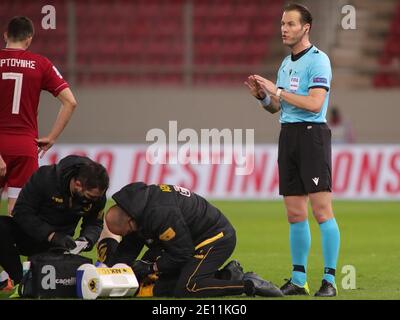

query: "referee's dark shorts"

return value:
[278, 122, 332, 196]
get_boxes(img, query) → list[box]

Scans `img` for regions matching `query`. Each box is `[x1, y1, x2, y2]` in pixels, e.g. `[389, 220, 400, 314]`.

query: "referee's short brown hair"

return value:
[284, 3, 313, 29]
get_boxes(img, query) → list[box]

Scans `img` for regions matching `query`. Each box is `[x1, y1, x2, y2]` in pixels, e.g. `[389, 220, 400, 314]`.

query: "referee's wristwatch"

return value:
[275, 88, 283, 101]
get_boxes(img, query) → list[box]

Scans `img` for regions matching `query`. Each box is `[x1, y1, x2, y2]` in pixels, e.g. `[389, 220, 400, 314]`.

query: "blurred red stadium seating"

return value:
[1, 0, 283, 86]
[374, 2, 400, 87]
[193, 0, 282, 84]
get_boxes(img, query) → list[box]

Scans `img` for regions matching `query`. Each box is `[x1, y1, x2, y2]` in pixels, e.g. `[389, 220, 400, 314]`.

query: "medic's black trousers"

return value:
[0, 216, 51, 283]
[144, 225, 247, 298]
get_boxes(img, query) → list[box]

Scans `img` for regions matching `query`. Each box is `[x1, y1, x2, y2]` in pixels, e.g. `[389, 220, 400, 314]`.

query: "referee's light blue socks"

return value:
[319, 218, 340, 285]
[290, 220, 311, 287]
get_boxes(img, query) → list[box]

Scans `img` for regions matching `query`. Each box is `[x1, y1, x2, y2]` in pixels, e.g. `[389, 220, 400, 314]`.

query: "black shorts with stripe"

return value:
[278, 122, 332, 196]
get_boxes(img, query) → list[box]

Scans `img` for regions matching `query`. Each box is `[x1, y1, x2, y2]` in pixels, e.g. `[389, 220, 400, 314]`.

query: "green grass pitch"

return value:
[1, 200, 399, 300]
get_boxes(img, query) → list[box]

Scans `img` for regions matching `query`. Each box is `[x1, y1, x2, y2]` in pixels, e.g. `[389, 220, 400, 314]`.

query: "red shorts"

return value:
[0, 134, 37, 156]
[0, 155, 38, 197]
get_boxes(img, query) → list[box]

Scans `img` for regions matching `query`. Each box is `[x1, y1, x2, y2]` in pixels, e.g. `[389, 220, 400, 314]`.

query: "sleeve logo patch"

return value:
[159, 184, 172, 192]
[159, 227, 176, 241]
[52, 196, 63, 204]
[313, 77, 327, 84]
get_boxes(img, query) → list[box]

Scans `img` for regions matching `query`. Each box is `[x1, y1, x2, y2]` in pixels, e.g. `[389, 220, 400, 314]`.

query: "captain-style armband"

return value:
[257, 94, 271, 108]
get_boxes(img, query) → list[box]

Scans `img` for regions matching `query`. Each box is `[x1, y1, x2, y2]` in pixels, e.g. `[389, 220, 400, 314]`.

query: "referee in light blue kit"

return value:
[245, 3, 340, 297]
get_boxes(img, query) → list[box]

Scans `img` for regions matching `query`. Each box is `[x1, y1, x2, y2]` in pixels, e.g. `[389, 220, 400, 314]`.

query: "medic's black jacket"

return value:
[112, 182, 234, 274]
[13, 155, 106, 245]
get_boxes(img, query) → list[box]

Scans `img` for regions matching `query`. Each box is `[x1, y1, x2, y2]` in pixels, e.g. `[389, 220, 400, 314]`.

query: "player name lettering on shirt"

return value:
[0, 58, 36, 69]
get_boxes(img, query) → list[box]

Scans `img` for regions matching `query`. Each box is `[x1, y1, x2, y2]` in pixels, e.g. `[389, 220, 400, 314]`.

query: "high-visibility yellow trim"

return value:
[97, 210, 104, 220]
[186, 246, 244, 293]
[159, 227, 176, 241]
[136, 283, 154, 297]
[195, 232, 224, 250]
[97, 243, 107, 262]
[96, 267, 133, 275]
[159, 184, 172, 192]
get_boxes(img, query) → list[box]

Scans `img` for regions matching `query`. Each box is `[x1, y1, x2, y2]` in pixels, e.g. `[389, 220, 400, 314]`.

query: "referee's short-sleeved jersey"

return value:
[276, 45, 332, 123]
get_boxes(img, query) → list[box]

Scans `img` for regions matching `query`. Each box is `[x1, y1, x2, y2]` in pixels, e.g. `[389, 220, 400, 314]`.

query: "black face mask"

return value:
[71, 191, 95, 214]
[74, 192, 93, 205]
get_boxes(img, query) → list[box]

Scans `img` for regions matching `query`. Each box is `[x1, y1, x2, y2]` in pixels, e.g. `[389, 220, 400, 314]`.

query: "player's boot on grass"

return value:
[0, 278, 13, 291]
[222, 260, 244, 280]
[244, 272, 283, 297]
[280, 278, 310, 296]
[215, 260, 244, 281]
[314, 279, 337, 297]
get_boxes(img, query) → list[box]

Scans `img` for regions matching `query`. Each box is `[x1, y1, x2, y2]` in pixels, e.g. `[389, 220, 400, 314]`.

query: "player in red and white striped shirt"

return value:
[0, 16, 77, 217]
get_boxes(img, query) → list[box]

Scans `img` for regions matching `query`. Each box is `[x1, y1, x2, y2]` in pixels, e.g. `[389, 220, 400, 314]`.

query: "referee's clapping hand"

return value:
[244, 75, 266, 100]
[254, 75, 278, 96]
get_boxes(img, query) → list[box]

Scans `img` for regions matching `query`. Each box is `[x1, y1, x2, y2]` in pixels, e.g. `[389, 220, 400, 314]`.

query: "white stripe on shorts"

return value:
[8, 187, 21, 199]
